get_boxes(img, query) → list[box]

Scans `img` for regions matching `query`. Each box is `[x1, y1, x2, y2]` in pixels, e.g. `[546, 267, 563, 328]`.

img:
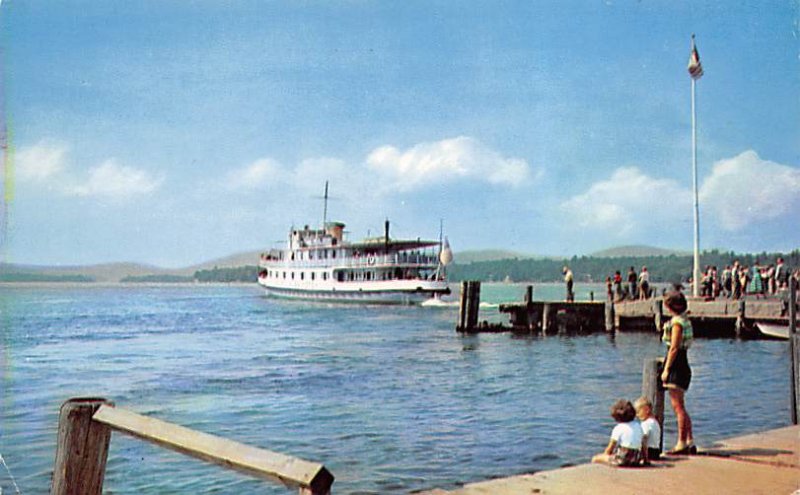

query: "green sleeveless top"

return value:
[662, 314, 693, 349]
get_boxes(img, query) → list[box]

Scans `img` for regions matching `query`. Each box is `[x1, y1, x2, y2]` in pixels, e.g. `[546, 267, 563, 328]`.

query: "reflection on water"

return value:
[0, 284, 790, 494]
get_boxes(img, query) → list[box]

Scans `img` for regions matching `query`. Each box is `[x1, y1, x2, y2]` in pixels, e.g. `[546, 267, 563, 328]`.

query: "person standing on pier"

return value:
[775, 257, 788, 291]
[660, 290, 696, 455]
[627, 266, 638, 300]
[638, 266, 650, 300]
[731, 261, 742, 299]
[563, 266, 574, 302]
[613, 271, 623, 301]
[721, 265, 732, 298]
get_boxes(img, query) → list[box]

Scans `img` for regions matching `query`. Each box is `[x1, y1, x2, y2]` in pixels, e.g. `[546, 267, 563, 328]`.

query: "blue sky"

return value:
[1, 1, 798, 267]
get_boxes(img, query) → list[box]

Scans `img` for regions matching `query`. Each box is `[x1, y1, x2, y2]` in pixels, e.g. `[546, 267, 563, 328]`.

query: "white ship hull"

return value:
[258, 277, 449, 305]
[261, 286, 448, 304]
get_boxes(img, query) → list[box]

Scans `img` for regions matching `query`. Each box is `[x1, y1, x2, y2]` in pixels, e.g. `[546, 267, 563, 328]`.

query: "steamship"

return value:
[257, 186, 452, 304]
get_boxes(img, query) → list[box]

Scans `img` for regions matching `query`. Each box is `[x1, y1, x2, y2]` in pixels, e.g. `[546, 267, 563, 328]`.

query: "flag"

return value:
[688, 38, 704, 80]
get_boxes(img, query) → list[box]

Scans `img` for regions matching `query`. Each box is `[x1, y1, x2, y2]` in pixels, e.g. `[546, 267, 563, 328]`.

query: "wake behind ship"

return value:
[258, 218, 452, 304]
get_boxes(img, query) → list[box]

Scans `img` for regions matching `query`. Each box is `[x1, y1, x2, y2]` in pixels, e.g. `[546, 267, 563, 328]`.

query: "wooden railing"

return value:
[51, 398, 333, 495]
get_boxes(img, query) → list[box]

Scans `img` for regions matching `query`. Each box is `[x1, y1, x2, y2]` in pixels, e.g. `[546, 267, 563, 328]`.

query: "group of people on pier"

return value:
[604, 266, 651, 302]
[694, 257, 795, 300]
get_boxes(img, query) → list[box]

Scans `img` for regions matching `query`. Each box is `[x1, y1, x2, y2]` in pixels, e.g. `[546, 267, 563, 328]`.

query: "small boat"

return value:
[257, 183, 452, 304]
[756, 322, 790, 340]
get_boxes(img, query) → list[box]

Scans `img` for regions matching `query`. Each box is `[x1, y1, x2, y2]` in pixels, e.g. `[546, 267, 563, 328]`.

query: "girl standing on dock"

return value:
[661, 290, 696, 455]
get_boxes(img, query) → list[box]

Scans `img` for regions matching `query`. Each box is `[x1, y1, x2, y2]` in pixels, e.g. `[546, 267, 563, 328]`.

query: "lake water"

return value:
[0, 283, 790, 494]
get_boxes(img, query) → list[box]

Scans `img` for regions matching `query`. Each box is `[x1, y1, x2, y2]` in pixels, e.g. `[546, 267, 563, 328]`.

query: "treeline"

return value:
[449, 249, 800, 284]
[0, 273, 94, 283]
[121, 274, 194, 283]
[192, 265, 259, 283]
[121, 266, 259, 283]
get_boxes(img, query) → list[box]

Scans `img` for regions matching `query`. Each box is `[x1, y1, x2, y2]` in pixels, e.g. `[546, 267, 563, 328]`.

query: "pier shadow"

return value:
[696, 447, 794, 458]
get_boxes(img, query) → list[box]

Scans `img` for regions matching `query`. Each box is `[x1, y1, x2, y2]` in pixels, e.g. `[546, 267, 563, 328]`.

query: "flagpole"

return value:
[691, 36, 701, 298]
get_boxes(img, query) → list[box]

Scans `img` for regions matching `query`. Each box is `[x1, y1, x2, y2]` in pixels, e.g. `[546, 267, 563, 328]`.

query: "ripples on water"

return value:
[0, 284, 790, 494]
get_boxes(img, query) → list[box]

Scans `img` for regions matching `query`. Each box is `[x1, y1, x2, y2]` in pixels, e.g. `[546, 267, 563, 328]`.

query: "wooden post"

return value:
[457, 281, 469, 331]
[604, 301, 615, 332]
[51, 398, 114, 495]
[735, 299, 746, 338]
[458, 281, 481, 331]
[790, 279, 798, 424]
[653, 298, 664, 334]
[642, 358, 665, 452]
[541, 303, 551, 335]
[524, 285, 535, 332]
[467, 281, 481, 330]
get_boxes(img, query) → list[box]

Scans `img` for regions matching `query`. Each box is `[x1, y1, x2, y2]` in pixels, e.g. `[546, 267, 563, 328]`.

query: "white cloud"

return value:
[16, 140, 68, 182]
[699, 150, 800, 231]
[68, 159, 163, 198]
[366, 136, 532, 190]
[226, 158, 284, 189]
[560, 166, 690, 234]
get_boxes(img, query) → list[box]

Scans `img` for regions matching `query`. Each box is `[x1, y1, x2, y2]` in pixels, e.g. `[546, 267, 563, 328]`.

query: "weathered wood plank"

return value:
[92, 405, 333, 494]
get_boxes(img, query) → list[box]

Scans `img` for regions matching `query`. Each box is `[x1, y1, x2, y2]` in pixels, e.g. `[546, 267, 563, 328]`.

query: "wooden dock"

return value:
[418, 425, 800, 494]
[458, 281, 796, 337]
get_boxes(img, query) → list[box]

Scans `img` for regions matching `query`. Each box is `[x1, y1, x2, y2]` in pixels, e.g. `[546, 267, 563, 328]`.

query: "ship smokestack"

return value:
[384, 219, 390, 250]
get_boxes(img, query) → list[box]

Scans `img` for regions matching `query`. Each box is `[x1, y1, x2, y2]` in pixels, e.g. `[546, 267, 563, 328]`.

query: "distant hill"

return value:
[9, 245, 773, 284]
[178, 250, 263, 275]
[0, 250, 265, 283]
[590, 245, 690, 258]
[0, 262, 164, 283]
[454, 249, 533, 264]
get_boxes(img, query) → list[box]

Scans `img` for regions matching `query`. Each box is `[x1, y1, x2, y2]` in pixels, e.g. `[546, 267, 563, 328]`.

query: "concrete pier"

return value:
[420, 425, 800, 495]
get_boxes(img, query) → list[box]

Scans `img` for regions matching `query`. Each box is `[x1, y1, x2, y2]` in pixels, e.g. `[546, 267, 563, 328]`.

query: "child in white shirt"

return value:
[592, 399, 643, 467]
[635, 396, 662, 464]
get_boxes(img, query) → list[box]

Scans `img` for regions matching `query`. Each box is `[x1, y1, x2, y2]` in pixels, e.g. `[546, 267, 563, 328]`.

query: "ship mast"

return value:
[322, 181, 329, 232]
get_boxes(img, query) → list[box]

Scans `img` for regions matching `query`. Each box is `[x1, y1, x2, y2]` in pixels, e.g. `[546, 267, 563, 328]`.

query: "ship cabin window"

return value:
[311, 272, 315, 281]
[337, 272, 344, 282]
[366, 272, 372, 281]
[291, 253, 295, 261]
[301, 272, 305, 280]
[323, 250, 327, 259]
[332, 250, 337, 258]
[323, 272, 328, 281]
[291, 272, 295, 280]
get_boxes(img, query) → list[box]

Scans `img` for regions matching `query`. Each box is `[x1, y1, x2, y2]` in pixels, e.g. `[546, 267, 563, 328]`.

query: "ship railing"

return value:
[51, 397, 333, 495]
[260, 254, 439, 270]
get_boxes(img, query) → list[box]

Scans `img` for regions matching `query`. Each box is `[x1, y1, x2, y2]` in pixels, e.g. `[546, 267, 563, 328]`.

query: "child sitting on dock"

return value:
[592, 399, 643, 467]
[634, 396, 661, 464]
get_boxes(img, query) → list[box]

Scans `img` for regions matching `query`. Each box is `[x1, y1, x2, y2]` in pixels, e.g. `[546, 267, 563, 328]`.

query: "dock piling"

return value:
[604, 301, 615, 332]
[641, 359, 665, 453]
[652, 299, 664, 334]
[457, 281, 481, 332]
[735, 300, 747, 338]
[790, 279, 798, 425]
[51, 398, 114, 495]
